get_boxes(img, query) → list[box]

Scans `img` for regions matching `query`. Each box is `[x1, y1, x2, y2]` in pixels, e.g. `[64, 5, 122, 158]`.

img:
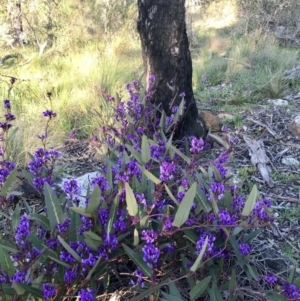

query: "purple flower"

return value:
[10, 270, 27, 283]
[239, 243, 251, 256]
[130, 269, 145, 287]
[3, 99, 11, 109]
[15, 215, 30, 248]
[141, 230, 158, 244]
[221, 125, 228, 132]
[63, 179, 81, 199]
[5, 113, 15, 121]
[190, 136, 204, 154]
[92, 175, 110, 192]
[264, 275, 277, 284]
[98, 208, 109, 226]
[43, 109, 57, 118]
[179, 92, 186, 98]
[196, 233, 216, 258]
[57, 219, 71, 234]
[64, 266, 78, 285]
[218, 209, 235, 225]
[77, 288, 95, 301]
[283, 282, 300, 300]
[210, 182, 225, 200]
[160, 161, 176, 182]
[142, 243, 160, 268]
[78, 215, 93, 234]
[42, 283, 56, 299]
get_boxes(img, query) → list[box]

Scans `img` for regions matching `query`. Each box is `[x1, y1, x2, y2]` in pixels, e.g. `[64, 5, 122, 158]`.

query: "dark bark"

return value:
[7, 1, 23, 46]
[137, 0, 207, 140]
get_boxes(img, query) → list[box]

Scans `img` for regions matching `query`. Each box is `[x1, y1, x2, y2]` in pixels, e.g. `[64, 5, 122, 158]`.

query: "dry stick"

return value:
[262, 192, 300, 203]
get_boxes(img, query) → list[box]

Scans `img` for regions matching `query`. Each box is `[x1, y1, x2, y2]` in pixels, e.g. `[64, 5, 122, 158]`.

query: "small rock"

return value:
[58, 171, 101, 208]
[267, 99, 289, 106]
[199, 111, 221, 132]
[288, 115, 300, 137]
[282, 157, 300, 167]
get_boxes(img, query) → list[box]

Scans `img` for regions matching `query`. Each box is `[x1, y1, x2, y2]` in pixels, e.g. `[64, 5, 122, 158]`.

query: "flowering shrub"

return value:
[0, 79, 297, 300]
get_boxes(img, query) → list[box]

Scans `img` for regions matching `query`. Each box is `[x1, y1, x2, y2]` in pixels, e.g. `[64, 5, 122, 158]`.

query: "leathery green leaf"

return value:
[0, 247, 14, 276]
[11, 203, 20, 232]
[57, 235, 81, 262]
[190, 276, 211, 300]
[0, 168, 17, 196]
[140, 166, 161, 185]
[86, 185, 101, 214]
[125, 183, 138, 216]
[172, 182, 197, 228]
[107, 194, 118, 234]
[242, 185, 258, 216]
[169, 145, 191, 165]
[134, 228, 139, 246]
[190, 236, 208, 272]
[44, 183, 64, 229]
[141, 135, 151, 163]
[164, 184, 179, 206]
[122, 244, 152, 277]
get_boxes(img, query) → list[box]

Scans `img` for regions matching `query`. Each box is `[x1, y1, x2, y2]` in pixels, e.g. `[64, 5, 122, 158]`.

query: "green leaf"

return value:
[70, 207, 92, 218]
[243, 229, 261, 243]
[289, 265, 297, 284]
[211, 194, 219, 216]
[190, 276, 211, 300]
[173, 182, 197, 228]
[161, 292, 184, 301]
[190, 236, 208, 272]
[53, 163, 68, 180]
[196, 190, 212, 213]
[227, 269, 236, 290]
[159, 111, 166, 129]
[265, 291, 287, 301]
[70, 210, 82, 242]
[48, 256, 71, 268]
[134, 228, 139, 246]
[140, 166, 161, 185]
[242, 185, 258, 216]
[44, 183, 64, 229]
[212, 166, 222, 182]
[86, 185, 101, 214]
[86, 256, 102, 280]
[12, 282, 25, 295]
[122, 244, 152, 277]
[28, 213, 51, 230]
[83, 231, 103, 250]
[107, 194, 118, 234]
[0, 247, 14, 276]
[125, 183, 138, 216]
[21, 169, 35, 189]
[125, 144, 142, 162]
[130, 278, 169, 301]
[141, 135, 151, 163]
[0, 168, 17, 196]
[208, 284, 224, 301]
[168, 282, 182, 297]
[245, 264, 259, 280]
[17, 283, 43, 299]
[11, 203, 20, 232]
[169, 145, 191, 165]
[106, 160, 113, 192]
[184, 229, 198, 244]
[208, 133, 230, 149]
[164, 184, 179, 206]
[57, 235, 81, 262]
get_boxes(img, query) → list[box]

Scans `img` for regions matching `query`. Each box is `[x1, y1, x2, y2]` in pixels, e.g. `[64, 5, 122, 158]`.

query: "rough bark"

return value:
[137, 0, 207, 140]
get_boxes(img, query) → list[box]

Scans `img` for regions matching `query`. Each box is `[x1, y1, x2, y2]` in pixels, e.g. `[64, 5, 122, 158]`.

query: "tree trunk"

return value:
[137, 0, 207, 140]
[7, 1, 23, 46]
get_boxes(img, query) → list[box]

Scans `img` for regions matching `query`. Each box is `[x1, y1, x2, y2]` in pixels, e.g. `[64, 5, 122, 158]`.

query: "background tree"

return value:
[137, 0, 207, 140]
[7, 0, 23, 46]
